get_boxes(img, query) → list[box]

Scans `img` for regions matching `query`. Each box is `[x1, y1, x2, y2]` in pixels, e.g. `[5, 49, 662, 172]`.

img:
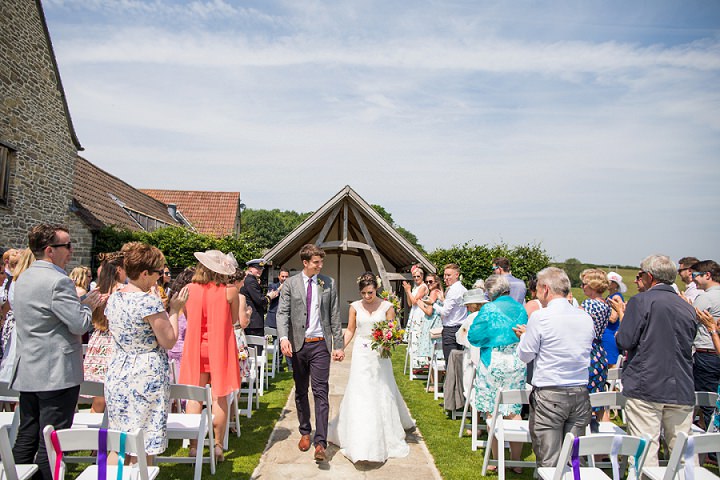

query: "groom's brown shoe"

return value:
[298, 434, 311, 452]
[314, 444, 326, 462]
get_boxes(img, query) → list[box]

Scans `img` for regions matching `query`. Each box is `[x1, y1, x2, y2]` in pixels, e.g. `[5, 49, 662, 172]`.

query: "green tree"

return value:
[371, 204, 425, 253]
[93, 226, 263, 269]
[556, 258, 584, 287]
[241, 208, 311, 249]
[427, 242, 551, 292]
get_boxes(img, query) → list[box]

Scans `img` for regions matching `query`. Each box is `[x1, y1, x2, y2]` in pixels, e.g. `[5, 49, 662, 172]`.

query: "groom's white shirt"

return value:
[302, 272, 323, 338]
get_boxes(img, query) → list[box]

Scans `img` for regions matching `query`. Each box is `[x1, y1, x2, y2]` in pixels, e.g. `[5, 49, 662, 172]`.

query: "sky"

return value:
[42, 0, 720, 266]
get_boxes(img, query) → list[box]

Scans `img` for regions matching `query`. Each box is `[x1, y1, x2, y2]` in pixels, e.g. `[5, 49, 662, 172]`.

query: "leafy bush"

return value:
[93, 226, 263, 269]
[427, 242, 551, 290]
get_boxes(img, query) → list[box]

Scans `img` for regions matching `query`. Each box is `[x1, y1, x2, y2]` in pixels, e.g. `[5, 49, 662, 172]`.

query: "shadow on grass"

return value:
[65, 371, 295, 480]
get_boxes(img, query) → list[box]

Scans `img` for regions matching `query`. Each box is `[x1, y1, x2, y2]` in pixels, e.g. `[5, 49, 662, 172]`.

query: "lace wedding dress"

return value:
[328, 300, 415, 463]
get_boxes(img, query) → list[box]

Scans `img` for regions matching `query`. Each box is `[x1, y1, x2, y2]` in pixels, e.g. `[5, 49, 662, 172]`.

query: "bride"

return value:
[328, 272, 415, 463]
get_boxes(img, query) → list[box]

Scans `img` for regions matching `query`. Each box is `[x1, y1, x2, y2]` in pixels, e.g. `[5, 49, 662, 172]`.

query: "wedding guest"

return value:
[468, 275, 528, 471]
[434, 264, 467, 361]
[180, 250, 241, 462]
[402, 264, 429, 371]
[69, 266, 90, 297]
[455, 289, 488, 403]
[229, 268, 252, 381]
[615, 255, 696, 467]
[416, 273, 444, 363]
[11, 225, 102, 479]
[678, 256, 701, 303]
[84, 251, 127, 413]
[266, 267, 289, 329]
[166, 267, 195, 366]
[492, 257, 527, 304]
[579, 269, 611, 425]
[0, 249, 35, 380]
[241, 258, 276, 341]
[603, 271, 627, 367]
[515, 267, 594, 467]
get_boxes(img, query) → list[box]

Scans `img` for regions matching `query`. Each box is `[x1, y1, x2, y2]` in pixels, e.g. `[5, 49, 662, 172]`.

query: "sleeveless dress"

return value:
[601, 292, 623, 365]
[417, 298, 443, 359]
[328, 300, 415, 463]
[406, 284, 428, 369]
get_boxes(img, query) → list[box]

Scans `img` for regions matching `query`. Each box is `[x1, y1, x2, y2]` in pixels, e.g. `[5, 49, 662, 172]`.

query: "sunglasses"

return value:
[412, 275, 422, 278]
[426, 280, 435, 284]
[691, 271, 708, 279]
[163, 272, 171, 276]
[49, 242, 72, 249]
[636, 270, 650, 280]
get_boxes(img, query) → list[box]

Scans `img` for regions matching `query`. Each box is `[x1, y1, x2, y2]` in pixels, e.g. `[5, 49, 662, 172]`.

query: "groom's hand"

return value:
[332, 349, 345, 362]
[280, 338, 293, 358]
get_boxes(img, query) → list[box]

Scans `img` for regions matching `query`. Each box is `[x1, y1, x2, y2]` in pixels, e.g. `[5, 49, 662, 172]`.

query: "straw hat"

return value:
[463, 288, 489, 305]
[193, 250, 238, 276]
[607, 271, 627, 293]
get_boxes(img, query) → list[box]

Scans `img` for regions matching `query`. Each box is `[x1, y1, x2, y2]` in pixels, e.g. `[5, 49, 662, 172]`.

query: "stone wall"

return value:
[0, 0, 78, 249]
[66, 214, 94, 269]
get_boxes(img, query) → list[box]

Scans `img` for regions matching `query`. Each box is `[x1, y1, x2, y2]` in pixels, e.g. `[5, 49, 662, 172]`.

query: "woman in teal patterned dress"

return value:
[467, 274, 527, 472]
[416, 273, 444, 361]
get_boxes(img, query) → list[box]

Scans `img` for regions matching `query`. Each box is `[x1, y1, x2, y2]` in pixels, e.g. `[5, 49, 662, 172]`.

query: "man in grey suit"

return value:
[277, 244, 344, 462]
[11, 224, 103, 480]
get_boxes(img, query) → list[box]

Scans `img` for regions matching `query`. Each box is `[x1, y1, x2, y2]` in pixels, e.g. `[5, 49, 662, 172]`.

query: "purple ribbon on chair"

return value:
[571, 436, 581, 480]
[98, 428, 108, 480]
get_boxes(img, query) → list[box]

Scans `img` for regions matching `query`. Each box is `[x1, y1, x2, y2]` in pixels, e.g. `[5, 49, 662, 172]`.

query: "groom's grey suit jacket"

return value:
[276, 272, 344, 353]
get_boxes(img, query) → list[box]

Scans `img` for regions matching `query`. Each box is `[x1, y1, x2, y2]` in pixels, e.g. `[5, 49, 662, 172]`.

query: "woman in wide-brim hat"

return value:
[179, 250, 241, 462]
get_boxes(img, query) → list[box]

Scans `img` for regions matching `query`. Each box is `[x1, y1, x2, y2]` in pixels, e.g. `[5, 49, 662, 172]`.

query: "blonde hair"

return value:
[580, 268, 609, 294]
[12, 249, 35, 280]
[192, 262, 227, 285]
[69, 267, 90, 290]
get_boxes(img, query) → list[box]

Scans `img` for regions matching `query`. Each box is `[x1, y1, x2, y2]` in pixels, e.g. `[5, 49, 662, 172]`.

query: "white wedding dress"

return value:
[328, 300, 415, 463]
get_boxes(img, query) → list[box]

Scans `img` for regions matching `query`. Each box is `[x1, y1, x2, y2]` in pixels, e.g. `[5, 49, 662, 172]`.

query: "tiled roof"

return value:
[73, 156, 183, 231]
[140, 190, 241, 237]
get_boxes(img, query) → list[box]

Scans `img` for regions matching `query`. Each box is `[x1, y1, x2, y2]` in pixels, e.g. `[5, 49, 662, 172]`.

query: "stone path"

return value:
[251, 339, 442, 479]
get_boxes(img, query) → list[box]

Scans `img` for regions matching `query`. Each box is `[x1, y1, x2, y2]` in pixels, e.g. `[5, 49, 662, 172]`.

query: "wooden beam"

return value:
[319, 240, 370, 251]
[386, 272, 412, 281]
[349, 204, 389, 290]
[342, 201, 348, 251]
[314, 204, 341, 246]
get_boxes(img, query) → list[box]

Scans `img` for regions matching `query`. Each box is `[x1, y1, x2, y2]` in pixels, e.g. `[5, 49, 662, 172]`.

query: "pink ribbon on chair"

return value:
[50, 431, 63, 480]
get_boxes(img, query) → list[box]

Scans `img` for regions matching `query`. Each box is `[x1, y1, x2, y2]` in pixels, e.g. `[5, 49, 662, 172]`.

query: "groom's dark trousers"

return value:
[291, 339, 331, 448]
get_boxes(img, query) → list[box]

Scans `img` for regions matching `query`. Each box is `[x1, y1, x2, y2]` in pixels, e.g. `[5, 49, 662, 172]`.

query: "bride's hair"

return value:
[357, 272, 377, 290]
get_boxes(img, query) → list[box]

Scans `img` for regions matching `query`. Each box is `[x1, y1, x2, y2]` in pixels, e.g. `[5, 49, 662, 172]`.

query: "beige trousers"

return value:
[625, 397, 693, 467]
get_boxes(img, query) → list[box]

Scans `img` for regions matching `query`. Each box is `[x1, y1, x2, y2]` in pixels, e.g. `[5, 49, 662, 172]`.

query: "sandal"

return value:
[214, 443, 225, 463]
[188, 447, 197, 458]
[511, 467, 524, 474]
[486, 465, 497, 472]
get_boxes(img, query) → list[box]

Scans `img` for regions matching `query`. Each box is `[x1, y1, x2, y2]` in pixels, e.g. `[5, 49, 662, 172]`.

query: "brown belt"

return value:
[304, 337, 324, 343]
[696, 348, 718, 354]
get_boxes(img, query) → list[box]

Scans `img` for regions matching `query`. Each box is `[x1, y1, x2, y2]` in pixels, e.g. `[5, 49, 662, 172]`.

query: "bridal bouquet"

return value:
[370, 319, 405, 358]
[379, 290, 402, 316]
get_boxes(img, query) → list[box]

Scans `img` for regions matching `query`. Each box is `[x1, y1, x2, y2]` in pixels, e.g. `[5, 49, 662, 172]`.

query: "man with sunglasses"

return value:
[678, 256, 701, 303]
[615, 255, 697, 467]
[11, 224, 105, 479]
[688, 260, 720, 430]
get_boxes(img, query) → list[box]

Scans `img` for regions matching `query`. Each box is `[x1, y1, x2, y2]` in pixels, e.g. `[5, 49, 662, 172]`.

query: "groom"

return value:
[277, 243, 345, 462]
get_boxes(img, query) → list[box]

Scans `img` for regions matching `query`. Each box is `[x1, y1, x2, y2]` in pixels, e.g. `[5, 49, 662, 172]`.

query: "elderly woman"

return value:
[580, 269, 611, 402]
[179, 250, 241, 462]
[105, 242, 187, 462]
[454, 288, 489, 405]
[467, 274, 528, 472]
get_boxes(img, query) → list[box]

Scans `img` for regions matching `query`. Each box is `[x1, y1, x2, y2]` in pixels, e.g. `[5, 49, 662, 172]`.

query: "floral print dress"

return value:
[105, 291, 169, 455]
[83, 329, 113, 382]
[582, 298, 611, 401]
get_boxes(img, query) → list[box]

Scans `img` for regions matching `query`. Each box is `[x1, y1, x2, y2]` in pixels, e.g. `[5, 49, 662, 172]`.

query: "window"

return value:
[0, 144, 11, 206]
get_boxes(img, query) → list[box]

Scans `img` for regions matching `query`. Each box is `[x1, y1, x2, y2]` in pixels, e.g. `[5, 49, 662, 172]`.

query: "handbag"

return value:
[429, 327, 443, 339]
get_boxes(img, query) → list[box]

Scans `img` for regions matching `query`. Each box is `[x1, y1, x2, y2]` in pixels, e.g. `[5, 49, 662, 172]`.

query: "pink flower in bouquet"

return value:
[388, 322, 394, 329]
[385, 330, 393, 340]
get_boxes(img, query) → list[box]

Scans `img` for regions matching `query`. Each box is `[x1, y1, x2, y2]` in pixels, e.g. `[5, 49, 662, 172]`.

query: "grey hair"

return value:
[536, 267, 571, 297]
[485, 274, 510, 301]
[472, 279, 486, 290]
[640, 254, 676, 285]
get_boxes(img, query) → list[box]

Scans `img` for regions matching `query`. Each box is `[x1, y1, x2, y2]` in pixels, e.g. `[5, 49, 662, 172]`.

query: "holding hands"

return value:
[332, 349, 345, 362]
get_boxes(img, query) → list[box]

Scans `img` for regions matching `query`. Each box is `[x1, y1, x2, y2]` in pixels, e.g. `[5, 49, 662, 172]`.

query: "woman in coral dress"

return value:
[179, 250, 241, 462]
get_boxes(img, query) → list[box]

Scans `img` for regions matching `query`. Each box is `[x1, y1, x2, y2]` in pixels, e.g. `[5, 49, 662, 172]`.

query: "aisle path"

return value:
[251, 339, 442, 479]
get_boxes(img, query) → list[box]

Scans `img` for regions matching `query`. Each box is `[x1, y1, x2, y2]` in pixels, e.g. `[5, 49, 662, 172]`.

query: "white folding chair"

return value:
[693, 391, 719, 435]
[245, 335, 268, 396]
[0, 425, 37, 480]
[264, 327, 280, 379]
[72, 381, 107, 429]
[538, 432, 652, 480]
[425, 340, 445, 400]
[237, 347, 258, 418]
[156, 384, 215, 480]
[459, 361, 478, 438]
[481, 389, 534, 480]
[0, 382, 20, 446]
[43, 426, 158, 480]
[224, 389, 241, 447]
[588, 391, 627, 436]
[642, 432, 720, 480]
[405, 331, 429, 381]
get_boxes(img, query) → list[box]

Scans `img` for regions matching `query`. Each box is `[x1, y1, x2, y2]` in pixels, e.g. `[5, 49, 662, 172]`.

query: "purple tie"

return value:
[306, 278, 312, 328]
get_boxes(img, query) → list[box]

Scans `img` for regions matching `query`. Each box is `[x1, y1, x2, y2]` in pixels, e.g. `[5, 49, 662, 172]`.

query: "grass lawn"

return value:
[391, 345, 535, 480]
[65, 370, 295, 480]
[571, 267, 641, 303]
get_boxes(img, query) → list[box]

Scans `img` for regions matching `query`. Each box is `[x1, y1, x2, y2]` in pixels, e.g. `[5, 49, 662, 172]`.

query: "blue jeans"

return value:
[693, 351, 720, 428]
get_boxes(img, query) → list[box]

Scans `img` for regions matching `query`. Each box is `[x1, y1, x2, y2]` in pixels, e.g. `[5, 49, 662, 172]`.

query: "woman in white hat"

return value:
[603, 271, 627, 368]
[179, 250, 241, 462]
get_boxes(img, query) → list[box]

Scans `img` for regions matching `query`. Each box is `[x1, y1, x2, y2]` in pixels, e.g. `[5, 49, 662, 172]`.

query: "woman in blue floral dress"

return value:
[580, 269, 611, 418]
[105, 242, 188, 461]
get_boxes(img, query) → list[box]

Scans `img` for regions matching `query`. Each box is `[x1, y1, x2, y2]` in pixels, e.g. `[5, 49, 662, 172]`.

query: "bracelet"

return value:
[710, 330, 719, 335]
